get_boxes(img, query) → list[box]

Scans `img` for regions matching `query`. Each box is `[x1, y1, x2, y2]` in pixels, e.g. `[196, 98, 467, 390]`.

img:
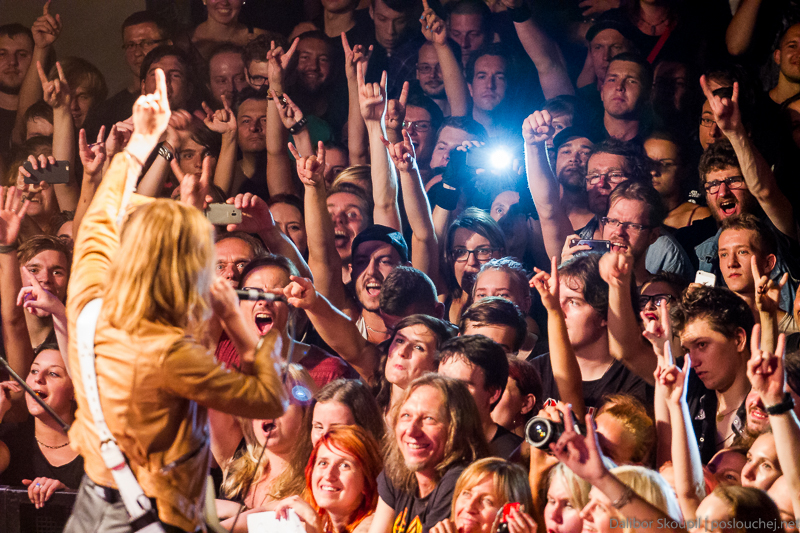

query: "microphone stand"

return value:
[0, 356, 71, 433]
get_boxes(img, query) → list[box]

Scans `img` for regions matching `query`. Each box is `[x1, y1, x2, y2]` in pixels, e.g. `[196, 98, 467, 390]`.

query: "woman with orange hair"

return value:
[274, 425, 383, 533]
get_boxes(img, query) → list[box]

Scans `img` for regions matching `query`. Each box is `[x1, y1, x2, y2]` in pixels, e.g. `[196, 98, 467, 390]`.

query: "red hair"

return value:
[304, 425, 383, 532]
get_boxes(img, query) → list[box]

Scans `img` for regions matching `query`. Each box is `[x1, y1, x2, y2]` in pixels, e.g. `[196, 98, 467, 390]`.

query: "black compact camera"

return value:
[524, 410, 584, 449]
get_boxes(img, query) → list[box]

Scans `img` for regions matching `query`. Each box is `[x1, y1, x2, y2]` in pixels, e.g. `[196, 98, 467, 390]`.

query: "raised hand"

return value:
[284, 276, 318, 310]
[171, 155, 214, 210]
[382, 129, 417, 173]
[37, 61, 70, 109]
[699, 76, 742, 136]
[0, 186, 30, 246]
[522, 110, 555, 146]
[420, 0, 448, 45]
[78, 127, 107, 179]
[201, 95, 236, 136]
[560, 234, 591, 263]
[210, 276, 240, 321]
[752, 256, 788, 316]
[598, 250, 633, 287]
[110, 120, 133, 155]
[530, 255, 560, 312]
[267, 38, 299, 91]
[577, 0, 620, 17]
[0, 381, 23, 422]
[385, 81, 409, 133]
[226, 193, 276, 234]
[747, 324, 787, 406]
[18, 266, 65, 318]
[271, 91, 304, 130]
[357, 62, 387, 126]
[31, 0, 62, 49]
[642, 300, 674, 363]
[342, 33, 372, 83]
[655, 354, 690, 407]
[129, 68, 171, 157]
[289, 141, 326, 189]
[550, 404, 609, 484]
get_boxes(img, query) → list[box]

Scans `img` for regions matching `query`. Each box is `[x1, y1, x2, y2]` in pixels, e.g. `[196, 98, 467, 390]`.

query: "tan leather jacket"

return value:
[66, 153, 287, 531]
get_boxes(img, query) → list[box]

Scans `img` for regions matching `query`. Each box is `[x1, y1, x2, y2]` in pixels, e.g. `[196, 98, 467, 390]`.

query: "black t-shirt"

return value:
[490, 424, 523, 460]
[378, 466, 463, 533]
[0, 106, 17, 156]
[528, 352, 653, 410]
[0, 417, 84, 489]
[82, 89, 139, 143]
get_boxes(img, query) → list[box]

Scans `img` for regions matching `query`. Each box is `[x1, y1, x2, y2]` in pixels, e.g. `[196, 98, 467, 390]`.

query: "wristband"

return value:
[432, 183, 460, 211]
[509, 3, 533, 23]
[610, 485, 635, 509]
[765, 392, 795, 416]
[158, 144, 174, 162]
[289, 116, 308, 135]
[0, 243, 18, 254]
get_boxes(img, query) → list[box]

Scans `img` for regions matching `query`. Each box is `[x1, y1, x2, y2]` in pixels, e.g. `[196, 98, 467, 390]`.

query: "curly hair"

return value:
[671, 284, 755, 343]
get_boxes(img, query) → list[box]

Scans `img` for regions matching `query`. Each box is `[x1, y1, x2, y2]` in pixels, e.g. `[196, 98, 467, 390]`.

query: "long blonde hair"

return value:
[612, 465, 683, 524]
[103, 199, 215, 333]
[221, 364, 318, 504]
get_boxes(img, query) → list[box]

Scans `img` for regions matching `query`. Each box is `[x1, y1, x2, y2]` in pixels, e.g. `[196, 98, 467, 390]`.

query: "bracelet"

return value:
[765, 392, 795, 416]
[0, 243, 18, 254]
[611, 485, 635, 509]
[158, 144, 174, 162]
[288, 117, 308, 135]
[509, 3, 533, 22]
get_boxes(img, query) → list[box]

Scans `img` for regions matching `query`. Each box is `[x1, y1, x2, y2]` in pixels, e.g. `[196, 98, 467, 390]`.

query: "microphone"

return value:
[235, 289, 287, 303]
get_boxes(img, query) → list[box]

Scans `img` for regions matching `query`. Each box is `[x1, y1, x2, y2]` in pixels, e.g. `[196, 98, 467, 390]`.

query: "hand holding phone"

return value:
[694, 270, 716, 287]
[22, 158, 70, 185]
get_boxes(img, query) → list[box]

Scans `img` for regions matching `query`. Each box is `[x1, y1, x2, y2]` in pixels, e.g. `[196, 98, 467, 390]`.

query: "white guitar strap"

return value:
[76, 298, 165, 533]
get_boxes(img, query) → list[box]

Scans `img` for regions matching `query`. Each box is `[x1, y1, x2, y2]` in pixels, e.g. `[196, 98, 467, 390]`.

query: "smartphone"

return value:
[569, 238, 611, 254]
[205, 204, 242, 225]
[23, 160, 70, 185]
[502, 503, 521, 521]
[695, 270, 716, 287]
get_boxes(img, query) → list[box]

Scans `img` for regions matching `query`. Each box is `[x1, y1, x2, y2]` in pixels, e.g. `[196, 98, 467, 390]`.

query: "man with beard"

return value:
[0, 24, 34, 152]
[291, 31, 348, 137]
[693, 76, 799, 313]
[551, 127, 596, 233]
[599, 53, 652, 142]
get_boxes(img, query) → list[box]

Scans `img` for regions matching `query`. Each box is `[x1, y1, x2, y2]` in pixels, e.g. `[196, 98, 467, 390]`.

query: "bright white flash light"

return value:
[489, 147, 512, 170]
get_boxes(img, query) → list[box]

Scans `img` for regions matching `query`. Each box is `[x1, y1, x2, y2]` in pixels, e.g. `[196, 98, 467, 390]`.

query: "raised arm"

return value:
[12, 1, 60, 145]
[0, 187, 35, 378]
[747, 328, 800, 523]
[266, 39, 300, 197]
[498, 0, 574, 99]
[225, 192, 312, 281]
[420, 0, 469, 116]
[290, 142, 351, 311]
[384, 129, 440, 284]
[135, 110, 193, 197]
[725, 0, 763, 56]
[285, 276, 378, 382]
[343, 34, 371, 165]
[272, 92, 313, 158]
[642, 302, 676, 468]
[530, 256, 585, 418]
[753, 256, 789, 354]
[658, 356, 704, 521]
[73, 127, 108, 239]
[17, 268, 69, 371]
[523, 110, 578, 262]
[201, 97, 238, 195]
[599, 251, 658, 384]
[358, 64, 401, 230]
[700, 78, 796, 240]
[38, 61, 79, 211]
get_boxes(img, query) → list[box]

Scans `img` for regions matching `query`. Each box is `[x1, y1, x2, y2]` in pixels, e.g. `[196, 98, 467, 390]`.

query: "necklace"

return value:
[36, 436, 70, 449]
[716, 404, 739, 422]
[364, 322, 387, 335]
[638, 13, 671, 35]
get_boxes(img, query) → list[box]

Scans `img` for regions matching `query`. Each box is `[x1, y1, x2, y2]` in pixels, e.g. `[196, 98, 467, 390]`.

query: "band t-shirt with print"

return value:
[378, 466, 464, 533]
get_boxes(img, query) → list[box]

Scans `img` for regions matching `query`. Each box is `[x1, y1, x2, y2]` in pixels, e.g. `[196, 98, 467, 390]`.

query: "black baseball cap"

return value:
[351, 225, 409, 263]
[552, 126, 596, 152]
[585, 19, 638, 46]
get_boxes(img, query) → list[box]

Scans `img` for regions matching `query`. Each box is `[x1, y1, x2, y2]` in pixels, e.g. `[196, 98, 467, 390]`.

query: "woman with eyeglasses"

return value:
[442, 207, 507, 324]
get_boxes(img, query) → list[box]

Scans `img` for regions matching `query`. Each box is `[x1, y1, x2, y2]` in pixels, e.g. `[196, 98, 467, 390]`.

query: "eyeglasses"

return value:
[122, 39, 167, 52]
[248, 73, 268, 88]
[703, 175, 746, 195]
[600, 217, 652, 233]
[417, 64, 442, 76]
[586, 171, 627, 186]
[403, 120, 431, 132]
[699, 116, 716, 128]
[450, 247, 498, 262]
[638, 293, 675, 308]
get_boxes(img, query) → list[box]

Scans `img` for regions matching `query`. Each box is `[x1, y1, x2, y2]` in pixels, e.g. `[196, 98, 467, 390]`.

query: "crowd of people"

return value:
[0, 0, 799, 531]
